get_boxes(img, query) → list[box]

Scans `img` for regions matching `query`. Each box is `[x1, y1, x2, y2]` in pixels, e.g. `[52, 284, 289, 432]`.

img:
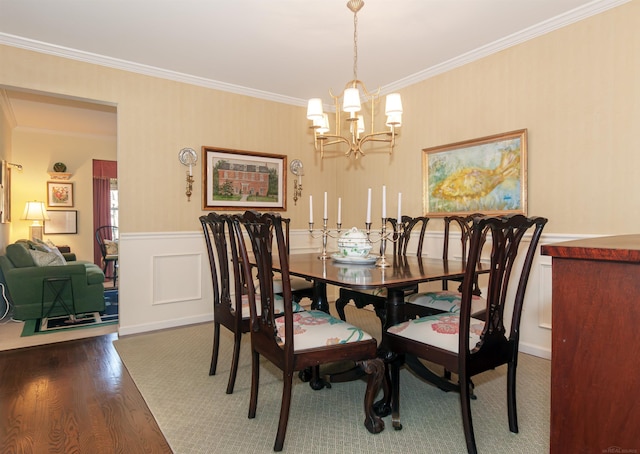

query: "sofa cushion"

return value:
[28, 249, 66, 267]
[6, 243, 35, 268]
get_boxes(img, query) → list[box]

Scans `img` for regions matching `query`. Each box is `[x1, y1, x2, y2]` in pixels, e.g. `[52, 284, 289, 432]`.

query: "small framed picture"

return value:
[44, 210, 78, 234]
[47, 182, 74, 207]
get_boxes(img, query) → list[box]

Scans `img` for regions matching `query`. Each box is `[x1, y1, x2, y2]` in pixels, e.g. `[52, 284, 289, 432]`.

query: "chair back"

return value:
[95, 225, 118, 259]
[441, 214, 487, 295]
[234, 211, 294, 355]
[388, 216, 429, 256]
[459, 215, 547, 361]
[200, 213, 246, 330]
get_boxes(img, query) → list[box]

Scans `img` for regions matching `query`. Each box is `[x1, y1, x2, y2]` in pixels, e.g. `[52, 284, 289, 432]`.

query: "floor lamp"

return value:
[22, 201, 50, 241]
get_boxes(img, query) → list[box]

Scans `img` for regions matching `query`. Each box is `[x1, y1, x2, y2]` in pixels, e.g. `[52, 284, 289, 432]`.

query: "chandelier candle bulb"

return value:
[309, 195, 313, 224]
[397, 193, 402, 222]
[366, 188, 372, 224]
[382, 186, 387, 219]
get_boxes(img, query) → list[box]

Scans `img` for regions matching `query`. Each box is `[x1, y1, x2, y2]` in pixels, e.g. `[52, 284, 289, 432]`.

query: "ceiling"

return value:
[0, 0, 627, 136]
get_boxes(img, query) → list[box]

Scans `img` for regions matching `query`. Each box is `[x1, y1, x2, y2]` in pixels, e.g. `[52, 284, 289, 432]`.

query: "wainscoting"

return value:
[117, 229, 593, 359]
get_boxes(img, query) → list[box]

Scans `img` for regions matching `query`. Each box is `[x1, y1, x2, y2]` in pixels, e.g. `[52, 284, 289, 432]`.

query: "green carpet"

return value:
[114, 304, 550, 453]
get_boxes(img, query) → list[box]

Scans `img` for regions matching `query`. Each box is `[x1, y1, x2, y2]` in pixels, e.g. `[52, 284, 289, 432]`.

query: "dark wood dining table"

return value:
[275, 252, 487, 393]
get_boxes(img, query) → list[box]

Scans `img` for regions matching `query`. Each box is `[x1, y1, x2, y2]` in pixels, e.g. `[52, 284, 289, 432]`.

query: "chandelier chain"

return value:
[353, 9, 358, 81]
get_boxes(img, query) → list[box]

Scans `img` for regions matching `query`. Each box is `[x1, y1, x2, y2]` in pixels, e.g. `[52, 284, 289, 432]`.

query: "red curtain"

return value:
[93, 160, 117, 270]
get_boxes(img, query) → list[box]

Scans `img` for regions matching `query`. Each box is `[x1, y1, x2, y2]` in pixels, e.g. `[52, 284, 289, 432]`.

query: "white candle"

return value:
[189, 164, 192, 176]
[323, 192, 328, 219]
[309, 195, 313, 224]
[382, 186, 387, 219]
[397, 192, 402, 222]
[337, 197, 342, 224]
[366, 188, 372, 223]
[298, 173, 302, 185]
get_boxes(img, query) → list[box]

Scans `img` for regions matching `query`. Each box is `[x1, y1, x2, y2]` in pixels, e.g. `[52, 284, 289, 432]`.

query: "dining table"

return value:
[275, 252, 488, 394]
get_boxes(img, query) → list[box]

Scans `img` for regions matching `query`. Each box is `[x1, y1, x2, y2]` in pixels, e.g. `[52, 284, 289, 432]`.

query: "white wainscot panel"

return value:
[153, 253, 202, 305]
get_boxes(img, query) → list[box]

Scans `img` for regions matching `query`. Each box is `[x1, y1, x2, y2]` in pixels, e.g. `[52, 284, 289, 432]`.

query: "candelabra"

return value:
[309, 218, 342, 260]
[365, 218, 404, 267]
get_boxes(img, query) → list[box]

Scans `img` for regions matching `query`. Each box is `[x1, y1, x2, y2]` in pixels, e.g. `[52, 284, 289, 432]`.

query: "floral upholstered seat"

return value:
[388, 312, 485, 353]
[405, 290, 485, 316]
[274, 310, 372, 350]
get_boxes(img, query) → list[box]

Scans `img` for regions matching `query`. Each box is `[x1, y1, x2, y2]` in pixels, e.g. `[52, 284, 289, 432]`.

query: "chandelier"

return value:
[306, 0, 403, 160]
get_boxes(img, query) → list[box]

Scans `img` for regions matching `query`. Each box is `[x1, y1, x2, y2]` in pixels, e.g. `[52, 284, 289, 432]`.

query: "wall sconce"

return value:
[290, 159, 304, 205]
[22, 201, 50, 241]
[178, 148, 197, 202]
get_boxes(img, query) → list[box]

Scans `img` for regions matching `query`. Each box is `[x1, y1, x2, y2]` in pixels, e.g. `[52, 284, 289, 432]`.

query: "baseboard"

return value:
[519, 342, 551, 360]
[117, 313, 213, 336]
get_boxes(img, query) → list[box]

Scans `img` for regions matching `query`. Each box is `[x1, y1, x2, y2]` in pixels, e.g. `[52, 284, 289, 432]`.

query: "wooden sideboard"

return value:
[541, 235, 640, 453]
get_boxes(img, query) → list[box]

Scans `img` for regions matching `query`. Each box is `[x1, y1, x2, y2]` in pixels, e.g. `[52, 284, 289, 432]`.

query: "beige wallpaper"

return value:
[1, 1, 639, 234]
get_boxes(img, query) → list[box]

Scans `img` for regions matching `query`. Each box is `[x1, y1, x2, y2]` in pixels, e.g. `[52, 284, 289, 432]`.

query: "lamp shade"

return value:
[307, 98, 324, 120]
[22, 201, 50, 222]
[313, 113, 330, 134]
[343, 87, 361, 113]
[386, 114, 402, 127]
[385, 93, 403, 115]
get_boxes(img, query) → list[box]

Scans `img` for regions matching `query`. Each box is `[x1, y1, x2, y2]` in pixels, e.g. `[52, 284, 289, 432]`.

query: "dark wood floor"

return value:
[0, 334, 173, 454]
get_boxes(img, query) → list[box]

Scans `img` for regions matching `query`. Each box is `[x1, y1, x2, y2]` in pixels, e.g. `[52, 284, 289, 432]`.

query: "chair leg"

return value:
[459, 377, 478, 454]
[507, 361, 519, 433]
[356, 358, 385, 434]
[248, 350, 260, 419]
[226, 331, 242, 394]
[390, 357, 403, 430]
[274, 371, 294, 452]
[209, 322, 221, 376]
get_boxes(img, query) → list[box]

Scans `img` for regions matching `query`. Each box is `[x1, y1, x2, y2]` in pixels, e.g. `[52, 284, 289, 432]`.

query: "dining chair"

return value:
[95, 225, 119, 287]
[200, 212, 251, 394]
[404, 214, 487, 319]
[383, 214, 547, 454]
[234, 211, 385, 451]
[200, 212, 306, 394]
[335, 215, 429, 324]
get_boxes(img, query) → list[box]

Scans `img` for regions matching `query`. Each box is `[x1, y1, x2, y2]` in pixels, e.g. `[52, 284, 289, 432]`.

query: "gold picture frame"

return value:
[423, 129, 527, 216]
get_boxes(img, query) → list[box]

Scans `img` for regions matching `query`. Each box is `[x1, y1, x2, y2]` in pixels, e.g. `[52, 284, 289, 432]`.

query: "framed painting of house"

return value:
[203, 147, 287, 211]
[422, 129, 527, 216]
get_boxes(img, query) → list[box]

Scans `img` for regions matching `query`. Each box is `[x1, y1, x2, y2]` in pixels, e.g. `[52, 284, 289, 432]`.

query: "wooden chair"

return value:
[233, 211, 385, 451]
[335, 216, 429, 324]
[95, 225, 118, 287]
[200, 212, 249, 394]
[404, 214, 487, 319]
[200, 213, 307, 395]
[383, 214, 547, 453]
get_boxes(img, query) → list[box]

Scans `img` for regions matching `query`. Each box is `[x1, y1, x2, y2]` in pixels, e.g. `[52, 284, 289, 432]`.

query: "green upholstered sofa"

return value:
[0, 240, 105, 321]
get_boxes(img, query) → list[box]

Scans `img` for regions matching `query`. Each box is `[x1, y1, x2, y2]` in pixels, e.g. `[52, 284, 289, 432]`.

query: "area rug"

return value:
[114, 304, 551, 454]
[21, 289, 118, 337]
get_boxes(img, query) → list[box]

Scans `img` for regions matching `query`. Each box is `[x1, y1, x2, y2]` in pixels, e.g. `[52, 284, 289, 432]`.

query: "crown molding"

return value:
[382, 0, 631, 94]
[0, 0, 629, 104]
